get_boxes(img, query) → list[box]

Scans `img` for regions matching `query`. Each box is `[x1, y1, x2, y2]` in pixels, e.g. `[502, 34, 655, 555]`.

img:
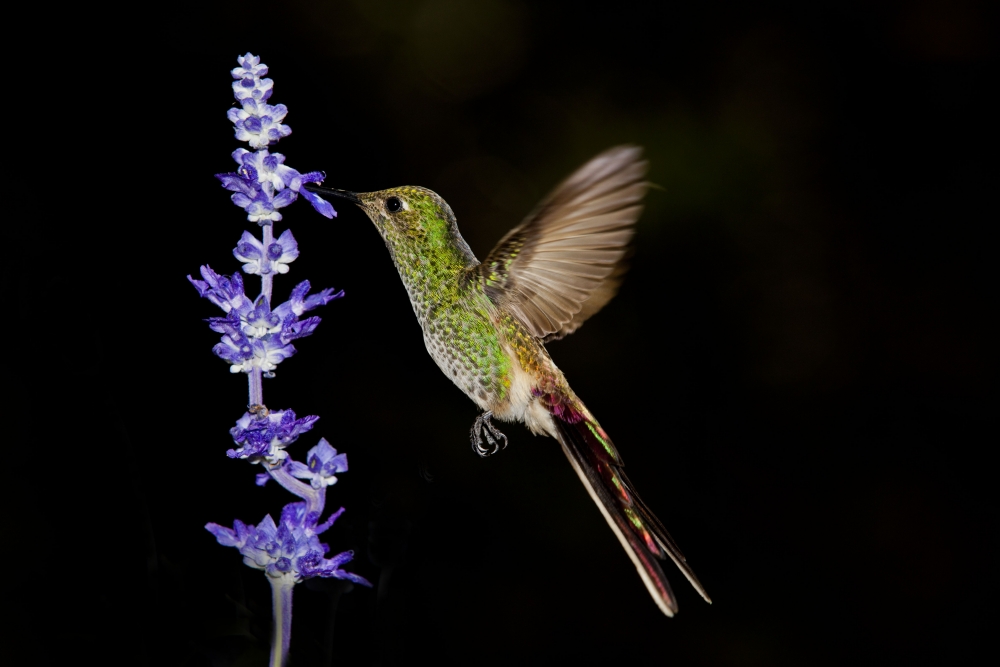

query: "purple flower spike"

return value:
[201, 54, 362, 667]
[288, 438, 349, 489]
[228, 408, 319, 463]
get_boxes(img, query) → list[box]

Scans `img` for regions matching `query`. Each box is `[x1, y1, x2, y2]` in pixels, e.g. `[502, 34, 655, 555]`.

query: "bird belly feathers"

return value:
[416, 297, 551, 434]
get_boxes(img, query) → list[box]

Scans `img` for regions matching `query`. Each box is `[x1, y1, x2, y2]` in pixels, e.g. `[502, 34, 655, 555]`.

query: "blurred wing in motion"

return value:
[479, 146, 647, 340]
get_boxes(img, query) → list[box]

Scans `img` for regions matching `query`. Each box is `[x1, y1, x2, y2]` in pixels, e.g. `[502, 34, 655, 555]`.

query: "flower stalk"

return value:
[270, 577, 295, 667]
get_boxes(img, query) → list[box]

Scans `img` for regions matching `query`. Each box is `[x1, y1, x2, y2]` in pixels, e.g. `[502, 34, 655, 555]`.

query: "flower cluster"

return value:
[207, 445, 366, 585]
[189, 265, 343, 376]
[217, 53, 335, 224]
[228, 408, 319, 463]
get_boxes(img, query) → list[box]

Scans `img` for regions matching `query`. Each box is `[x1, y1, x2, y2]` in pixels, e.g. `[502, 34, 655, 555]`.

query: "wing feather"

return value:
[479, 146, 647, 339]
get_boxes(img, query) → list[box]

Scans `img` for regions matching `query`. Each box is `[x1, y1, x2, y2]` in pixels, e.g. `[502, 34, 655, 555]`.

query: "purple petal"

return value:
[243, 116, 263, 134]
[187, 275, 210, 297]
[295, 170, 326, 185]
[280, 501, 308, 529]
[307, 439, 337, 464]
[281, 315, 321, 342]
[272, 188, 297, 209]
[216, 172, 249, 192]
[339, 572, 373, 586]
[329, 453, 348, 473]
[234, 231, 264, 258]
[314, 507, 345, 535]
[206, 522, 239, 546]
[275, 229, 298, 254]
[298, 188, 336, 218]
[303, 288, 345, 311]
[232, 192, 253, 209]
[269, 103, 289, 122]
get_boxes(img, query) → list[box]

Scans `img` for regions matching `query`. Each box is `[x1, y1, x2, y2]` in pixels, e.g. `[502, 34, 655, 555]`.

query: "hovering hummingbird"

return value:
[308, 146, 710, 616]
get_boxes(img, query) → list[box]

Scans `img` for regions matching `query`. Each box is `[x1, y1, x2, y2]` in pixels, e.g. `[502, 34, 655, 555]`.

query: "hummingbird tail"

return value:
[547, 404, 711, 616]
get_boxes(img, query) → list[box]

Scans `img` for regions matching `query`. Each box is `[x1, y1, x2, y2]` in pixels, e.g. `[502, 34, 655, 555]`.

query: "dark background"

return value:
[16, 1, 994, 665]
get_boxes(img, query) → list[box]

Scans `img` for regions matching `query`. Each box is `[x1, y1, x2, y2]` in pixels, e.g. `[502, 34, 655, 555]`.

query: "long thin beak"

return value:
[303, 184, 362, 205]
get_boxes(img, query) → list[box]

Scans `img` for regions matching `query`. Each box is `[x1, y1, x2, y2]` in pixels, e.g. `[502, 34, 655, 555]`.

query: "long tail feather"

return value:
[547, 401, 711, 615]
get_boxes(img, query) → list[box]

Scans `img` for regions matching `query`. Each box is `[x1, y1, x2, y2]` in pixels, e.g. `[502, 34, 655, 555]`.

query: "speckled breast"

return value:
[412, 288, 512, 408]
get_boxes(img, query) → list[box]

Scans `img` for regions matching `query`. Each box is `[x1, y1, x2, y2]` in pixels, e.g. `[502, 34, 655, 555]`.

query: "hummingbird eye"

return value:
[385, 196, 403, 213]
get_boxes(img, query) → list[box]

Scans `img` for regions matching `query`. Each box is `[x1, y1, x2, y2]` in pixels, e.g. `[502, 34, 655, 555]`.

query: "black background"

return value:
[16, 1, 994, 665]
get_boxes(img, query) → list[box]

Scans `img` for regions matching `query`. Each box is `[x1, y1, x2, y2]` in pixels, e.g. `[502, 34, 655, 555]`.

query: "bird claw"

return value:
[471, 411, 508, 458]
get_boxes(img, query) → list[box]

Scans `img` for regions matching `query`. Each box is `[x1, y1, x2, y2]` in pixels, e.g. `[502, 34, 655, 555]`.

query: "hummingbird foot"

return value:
[471, 411, 508, 457]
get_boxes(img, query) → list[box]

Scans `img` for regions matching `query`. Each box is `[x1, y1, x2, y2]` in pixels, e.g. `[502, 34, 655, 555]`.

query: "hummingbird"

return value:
[309, 146, 710, 616]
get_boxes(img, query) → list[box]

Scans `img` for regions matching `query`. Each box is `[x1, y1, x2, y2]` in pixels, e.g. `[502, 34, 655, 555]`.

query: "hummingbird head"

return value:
[309, 185, 477, 268]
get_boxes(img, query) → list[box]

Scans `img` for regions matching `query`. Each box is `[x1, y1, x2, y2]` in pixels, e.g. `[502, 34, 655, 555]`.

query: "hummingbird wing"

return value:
[542, 259, 629, 342]
[478, 145, 647, 340]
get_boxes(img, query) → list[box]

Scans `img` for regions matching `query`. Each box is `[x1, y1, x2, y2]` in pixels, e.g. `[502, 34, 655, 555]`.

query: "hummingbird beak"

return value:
[302, 184, 362, 205]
